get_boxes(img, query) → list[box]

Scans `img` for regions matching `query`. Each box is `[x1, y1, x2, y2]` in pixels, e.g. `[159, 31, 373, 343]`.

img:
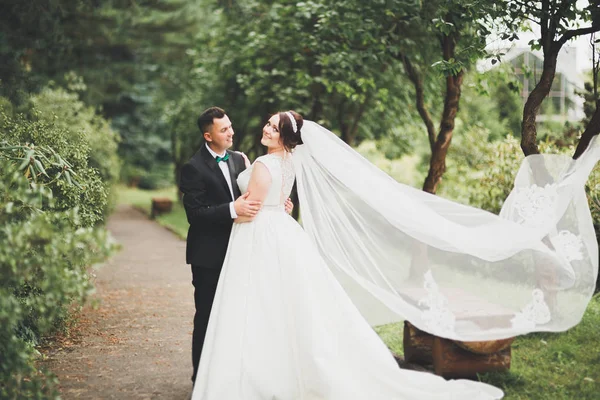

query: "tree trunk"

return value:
[171, 126, 182, 201]
[308, 59, 324, 122]
[348, 95, 370, 145]
[339, 96, 370, 146]
[309, 95, 323, 122]
[338, 101, 352, 145]
[174, 162, 183, 201]
[574, 38, 600, 159]
[401, 54, 436, 151]
[422, 72, 463, 193]
[520, 51, 559, 156]
[422, 33, 464, 194]
[520, 2, 600, 155]
[573, 105, 600, 159]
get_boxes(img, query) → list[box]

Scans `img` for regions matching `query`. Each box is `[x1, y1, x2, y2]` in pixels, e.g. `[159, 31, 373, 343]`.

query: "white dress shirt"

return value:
[205, 143, 238, 219]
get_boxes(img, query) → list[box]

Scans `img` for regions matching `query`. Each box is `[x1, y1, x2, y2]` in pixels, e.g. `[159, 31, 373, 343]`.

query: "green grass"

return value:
[115, 184, 600, 399]
[155, 203, 188, 238]
[115, 184, 188, 238]
[375, 296, 600, 399]
[115, 184, 178, 210]
[477, 294, 600, 399]
[374, 322, 404, 355]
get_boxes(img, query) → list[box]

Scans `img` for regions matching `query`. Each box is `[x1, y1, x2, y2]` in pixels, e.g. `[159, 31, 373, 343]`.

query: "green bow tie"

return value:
[215, 153, 230, 163]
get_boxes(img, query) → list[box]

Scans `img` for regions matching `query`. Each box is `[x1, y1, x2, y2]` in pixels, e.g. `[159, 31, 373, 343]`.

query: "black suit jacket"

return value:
[180, 145, 246, 268]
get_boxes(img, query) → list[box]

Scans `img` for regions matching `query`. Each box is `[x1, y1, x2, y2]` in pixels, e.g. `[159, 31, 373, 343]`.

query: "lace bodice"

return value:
[237, 153, 295, 206]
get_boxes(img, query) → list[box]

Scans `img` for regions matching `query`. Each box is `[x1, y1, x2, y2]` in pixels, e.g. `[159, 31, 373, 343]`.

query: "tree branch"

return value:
[399, 53, 436, 151]
[558, 24, 600, 47]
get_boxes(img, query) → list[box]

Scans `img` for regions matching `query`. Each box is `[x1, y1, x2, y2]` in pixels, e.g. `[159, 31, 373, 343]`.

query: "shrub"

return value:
[26, 81, 121, 182]
[0, 157, 115, 398]
[0, 85, 118, 397]
[137, 165, 174, 190]
[443, 127, 600, 292]
[1, 111, 109, 227]
[23, 81, 121, 216]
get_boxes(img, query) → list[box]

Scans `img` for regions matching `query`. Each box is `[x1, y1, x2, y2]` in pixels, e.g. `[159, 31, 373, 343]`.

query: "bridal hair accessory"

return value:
[285, 111, 297, 133]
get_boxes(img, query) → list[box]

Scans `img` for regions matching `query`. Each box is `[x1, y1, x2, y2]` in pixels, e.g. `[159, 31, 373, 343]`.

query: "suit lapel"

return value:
[226, 151, 242, 198]
[200, 145, 233, 201]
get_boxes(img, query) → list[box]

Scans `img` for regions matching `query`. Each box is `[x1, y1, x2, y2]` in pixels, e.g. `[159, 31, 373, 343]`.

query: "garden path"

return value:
[42, 204, 194, 399]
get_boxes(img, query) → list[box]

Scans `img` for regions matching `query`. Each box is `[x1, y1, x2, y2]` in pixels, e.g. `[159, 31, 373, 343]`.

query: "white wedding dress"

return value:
[191, 153, 503, 400]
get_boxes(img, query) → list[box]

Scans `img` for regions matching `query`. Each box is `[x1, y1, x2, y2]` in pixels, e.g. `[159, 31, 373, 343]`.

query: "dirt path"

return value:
[42, 205, 194, 399]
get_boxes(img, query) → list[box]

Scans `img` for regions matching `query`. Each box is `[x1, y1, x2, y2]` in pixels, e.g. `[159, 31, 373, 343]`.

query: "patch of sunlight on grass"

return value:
[374, 321, 404, 355]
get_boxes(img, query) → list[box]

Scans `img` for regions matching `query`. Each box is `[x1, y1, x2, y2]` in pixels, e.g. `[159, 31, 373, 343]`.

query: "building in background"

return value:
[483, 17, 594, 125]
[502, 45, 583, 123]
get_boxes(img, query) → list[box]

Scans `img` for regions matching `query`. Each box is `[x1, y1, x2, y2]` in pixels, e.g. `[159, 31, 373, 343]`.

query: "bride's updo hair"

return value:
[278, 110, 304, 151]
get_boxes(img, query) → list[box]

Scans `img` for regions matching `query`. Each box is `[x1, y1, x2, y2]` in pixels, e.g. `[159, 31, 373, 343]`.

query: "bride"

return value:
[193, 110, 599, 399]
[191, 111, 504, 399]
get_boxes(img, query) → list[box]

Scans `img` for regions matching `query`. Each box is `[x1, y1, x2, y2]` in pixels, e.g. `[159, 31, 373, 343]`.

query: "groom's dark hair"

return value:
[197, 106, 226, 134]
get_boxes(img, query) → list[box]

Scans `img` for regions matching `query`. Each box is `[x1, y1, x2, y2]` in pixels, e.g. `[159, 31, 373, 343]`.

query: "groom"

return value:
[179, 107, 292, 383]
[179, 106, 255, 383]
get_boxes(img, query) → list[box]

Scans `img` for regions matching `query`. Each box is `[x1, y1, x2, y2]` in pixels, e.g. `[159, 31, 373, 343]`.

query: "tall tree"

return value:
[495, 0, 600, 156]
[0, 0, 206, 182]
[168, 0, 421, 175]
[574, 32, 600, 159]
[389, 0, 491, 193]
[0, 0, 93, 101]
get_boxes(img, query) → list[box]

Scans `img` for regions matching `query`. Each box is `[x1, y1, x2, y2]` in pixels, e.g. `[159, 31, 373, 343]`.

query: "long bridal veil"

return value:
[293, 120, 599, 341]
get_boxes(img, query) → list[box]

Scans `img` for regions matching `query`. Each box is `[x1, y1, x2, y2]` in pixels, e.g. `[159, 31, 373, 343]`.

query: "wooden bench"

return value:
[151, 197, 173, 219]
[404, 321, 513, 378]
[400, 287, 515, 379]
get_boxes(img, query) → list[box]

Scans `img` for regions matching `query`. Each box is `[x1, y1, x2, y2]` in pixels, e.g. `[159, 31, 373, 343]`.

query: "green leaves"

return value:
[0, 142, 82, 189]
[432, 58, 465, 77]
[432, 18, 456, 35]
[528, 39, 543, 52]
[0, 89, 117, 398]
[0, 168, 115, 397]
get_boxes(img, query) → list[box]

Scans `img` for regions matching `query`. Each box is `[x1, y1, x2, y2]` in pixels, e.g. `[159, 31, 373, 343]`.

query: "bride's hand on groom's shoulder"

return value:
[235, 151, 251, 169]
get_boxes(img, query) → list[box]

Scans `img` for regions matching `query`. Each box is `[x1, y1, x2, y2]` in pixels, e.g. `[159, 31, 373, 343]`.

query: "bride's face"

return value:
[261, 114, 284, 151]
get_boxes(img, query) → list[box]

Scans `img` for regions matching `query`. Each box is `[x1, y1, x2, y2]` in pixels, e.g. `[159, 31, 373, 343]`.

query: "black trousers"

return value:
[191, 265, 221, 383]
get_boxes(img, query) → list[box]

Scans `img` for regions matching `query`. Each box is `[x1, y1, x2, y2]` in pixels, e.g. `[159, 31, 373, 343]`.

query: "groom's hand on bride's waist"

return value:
[234, 192, 261, 218]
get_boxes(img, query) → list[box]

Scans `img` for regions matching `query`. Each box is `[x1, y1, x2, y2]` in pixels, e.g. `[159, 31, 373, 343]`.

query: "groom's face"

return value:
[204, 115, 234, 152]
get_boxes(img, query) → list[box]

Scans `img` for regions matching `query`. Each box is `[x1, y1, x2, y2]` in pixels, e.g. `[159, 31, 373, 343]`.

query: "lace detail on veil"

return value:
[550, 230, 584, 262]
[510, 289, 551, 331]
[512, 184, 558, 227]
[293, 120, 600, 341]
[418, 271, 456, 336]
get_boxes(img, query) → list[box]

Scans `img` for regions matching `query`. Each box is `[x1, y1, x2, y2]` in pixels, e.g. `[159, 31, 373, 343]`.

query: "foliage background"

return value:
[0, 83, 119, 397]
[1, 0, 599, 398]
